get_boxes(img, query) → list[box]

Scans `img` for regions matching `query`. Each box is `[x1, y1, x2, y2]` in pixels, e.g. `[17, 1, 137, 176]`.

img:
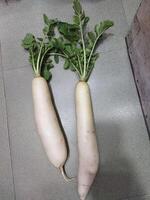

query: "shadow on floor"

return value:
[89, 120, 146, 200]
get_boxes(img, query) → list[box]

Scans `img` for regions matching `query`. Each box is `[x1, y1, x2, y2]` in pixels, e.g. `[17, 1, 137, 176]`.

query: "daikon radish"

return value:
[48, 0, 114, 198]
[22, 20, 71, 181]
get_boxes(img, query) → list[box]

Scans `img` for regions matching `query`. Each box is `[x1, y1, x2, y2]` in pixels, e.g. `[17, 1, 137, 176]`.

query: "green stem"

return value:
[39, 48, 68, 70]
[42, 48, 81, 77]
[31, 51, 38, 75]
[62, 51, 81, 77]
[71, 61, 81, 77]
[87, 29, 108, 73]
[39, 49, 50, 73]
[84, 64, 94, 82]
[79, 18, 86, 78]
[36, 41, 44, 74]
[77, 54, 82, 74]
[48, 53, 68, 58]
[39, 46, 68, 70]
[86, 37, 99, 72]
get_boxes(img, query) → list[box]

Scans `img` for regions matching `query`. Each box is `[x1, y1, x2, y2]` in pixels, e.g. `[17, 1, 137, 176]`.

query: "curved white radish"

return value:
[32, 76, 69, 180]
[75, 81, 99, 200]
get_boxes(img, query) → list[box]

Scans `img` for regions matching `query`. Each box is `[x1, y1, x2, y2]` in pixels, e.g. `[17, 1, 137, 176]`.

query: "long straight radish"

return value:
[76, 81, 99, 200]
[32, 76, 67, 174]
[22, 18, 72, 181]
[46, 0, 114, 198]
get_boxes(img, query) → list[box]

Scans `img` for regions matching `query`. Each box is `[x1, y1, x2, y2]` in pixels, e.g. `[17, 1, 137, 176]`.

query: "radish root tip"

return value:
[59, 166, 75, 182]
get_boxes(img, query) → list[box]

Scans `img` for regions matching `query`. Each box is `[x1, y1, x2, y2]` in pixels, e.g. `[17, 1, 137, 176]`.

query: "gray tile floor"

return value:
[0, 0, 150, 200]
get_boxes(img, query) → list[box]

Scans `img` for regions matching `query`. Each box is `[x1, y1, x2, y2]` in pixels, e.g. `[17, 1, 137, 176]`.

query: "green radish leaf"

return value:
[50, 19, 58, 25]
[95, 20, 114, 37]
[54, 55, 59, 64]
[84, 16, 89, 23]
[64, 59, 70, 69]
[51, 38, 57, 45]
[42, 17, 57, 38]
[70, 64, 76, 71]
[100, 20, 114, 31]
[46, 42, 53, 49]
[86, 48, 91, 54]
[57, 21, 80, 42]
[22, 34, 36, 50]
[22, 33, 35, 45]
[22, 43, 32, 49]
[43, 26, 49, 35]
[73, 0, 82, 14]
[81, 10, 85, 20]
[83, 16, 89, 27]
[73, 15, 80, 25]
[65, 45, 72, 54]
[88, 32, 96, 43]
[56, 37, 65, 49]
[51, 38, 63, 49]
[42, 62, 54, 81]
[95, 24, 100, 36]
[37, 37, 43, 42]
[43, 14, 49, 25]
[43, 69, 52, 81]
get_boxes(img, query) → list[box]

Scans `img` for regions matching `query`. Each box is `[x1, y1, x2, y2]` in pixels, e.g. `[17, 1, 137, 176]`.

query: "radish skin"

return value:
[32, 76, 68, 177]
[76, 81, 99, 200]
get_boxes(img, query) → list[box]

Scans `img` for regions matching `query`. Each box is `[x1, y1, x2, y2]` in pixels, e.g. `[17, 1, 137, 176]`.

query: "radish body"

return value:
[76, 81, 99, 200]
[32, 77, 67, 171]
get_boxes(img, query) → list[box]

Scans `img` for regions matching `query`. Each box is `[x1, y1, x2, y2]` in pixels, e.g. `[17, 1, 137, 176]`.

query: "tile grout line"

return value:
[0, 42, 16, 200]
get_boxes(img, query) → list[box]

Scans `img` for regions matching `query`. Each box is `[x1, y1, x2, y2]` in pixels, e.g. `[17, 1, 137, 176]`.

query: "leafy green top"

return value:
[51, 0, 114, 81]
[22, 0, 114, 82]
[22, 16, 60, 81]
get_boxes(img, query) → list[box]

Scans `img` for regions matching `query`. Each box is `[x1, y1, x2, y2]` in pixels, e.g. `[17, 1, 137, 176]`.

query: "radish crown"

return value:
[50, 0, 114, 81]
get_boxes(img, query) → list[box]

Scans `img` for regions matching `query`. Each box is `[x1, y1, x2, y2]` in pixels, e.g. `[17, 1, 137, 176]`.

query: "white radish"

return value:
[76, 81, 99, 200]
[22, 30, 73, 181]
[55, 0, 113, 196]
[32, 76, 69, 180]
